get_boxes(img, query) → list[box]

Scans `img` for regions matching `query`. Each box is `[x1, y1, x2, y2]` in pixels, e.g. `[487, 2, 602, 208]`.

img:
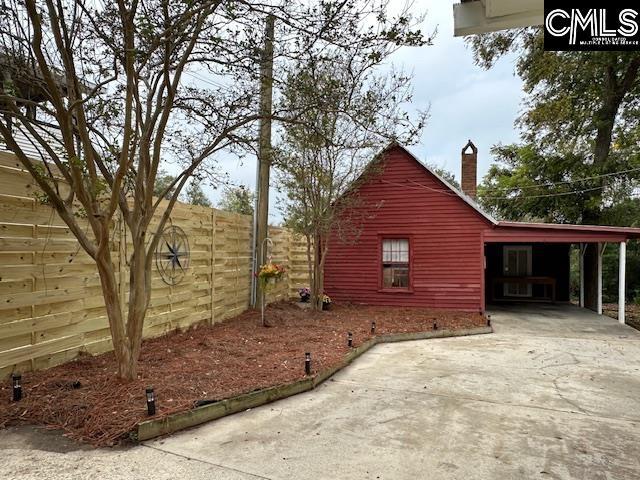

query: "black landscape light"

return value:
[347, 332, 353, 348]
[487, 315, 492, 327]
[305, 352, 311, 375]
[371, 321, 376, 334]
[12, 374, 22, 402]
[146, 387, 156, 416]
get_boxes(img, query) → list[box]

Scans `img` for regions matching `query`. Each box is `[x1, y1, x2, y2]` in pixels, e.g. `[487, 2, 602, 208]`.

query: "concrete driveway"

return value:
[2, 304, 640, 479]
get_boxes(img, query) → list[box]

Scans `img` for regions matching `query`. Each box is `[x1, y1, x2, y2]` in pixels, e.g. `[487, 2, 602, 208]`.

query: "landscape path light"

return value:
[146, 387, 156, 416]
[12, 374, 21, 402]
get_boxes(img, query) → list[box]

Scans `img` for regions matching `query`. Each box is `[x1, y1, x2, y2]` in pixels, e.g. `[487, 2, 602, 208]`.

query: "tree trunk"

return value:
[582, 58, 640, 224]
[95, 253, 138, 380]
[311, 233, 323, 311]
[94, 228, 152, 380]
[124, 236, 152, 379]
[583, 99, 618, 224]
[305, 233, 313, 292]
[309, 233, 331, 311]
[115, 340, 137, 380]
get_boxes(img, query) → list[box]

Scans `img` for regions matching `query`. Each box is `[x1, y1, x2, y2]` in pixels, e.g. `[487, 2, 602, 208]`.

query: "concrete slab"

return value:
[2, 304, 640, 479]
[489, 303, 638, 339]
[0, 426, 259, 480]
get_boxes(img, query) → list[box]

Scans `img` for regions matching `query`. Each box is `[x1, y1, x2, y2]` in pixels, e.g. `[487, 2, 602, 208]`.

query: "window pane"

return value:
[383, 239, 409, 263]
[382, 239, 392, 262]
[382, 238, 409, 289]
[382, 266, 409, 288]
[383, 265, 394, 287]
[394, 266, 409, 287]
[397, 239, 408, 262]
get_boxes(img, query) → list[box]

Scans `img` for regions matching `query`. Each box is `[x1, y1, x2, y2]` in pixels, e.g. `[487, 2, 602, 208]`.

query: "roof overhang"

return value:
[453, 0, 543, 37]
[484, 221, 640, 243]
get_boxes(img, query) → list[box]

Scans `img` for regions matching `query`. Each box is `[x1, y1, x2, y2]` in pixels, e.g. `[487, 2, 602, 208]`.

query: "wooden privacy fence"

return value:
[0, 151, 310, 377]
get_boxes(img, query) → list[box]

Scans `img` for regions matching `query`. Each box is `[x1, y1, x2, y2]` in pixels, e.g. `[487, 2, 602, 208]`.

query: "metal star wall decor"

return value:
[155, 225, 190, 285]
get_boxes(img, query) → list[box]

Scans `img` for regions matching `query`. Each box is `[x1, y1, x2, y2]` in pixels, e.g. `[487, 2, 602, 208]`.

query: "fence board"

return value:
[0, 151, 310, 376]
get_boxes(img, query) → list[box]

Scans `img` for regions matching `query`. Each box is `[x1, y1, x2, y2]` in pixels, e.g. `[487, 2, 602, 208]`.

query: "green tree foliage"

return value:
[468, 29, 640, 224]
[429, 164, 459, 190]
[184, 180, 212, 207]
[276, 41, 427, 309]
[467, 29, 640, 301]
[153, 170, 177, 200]
[218, 186, 254, 215]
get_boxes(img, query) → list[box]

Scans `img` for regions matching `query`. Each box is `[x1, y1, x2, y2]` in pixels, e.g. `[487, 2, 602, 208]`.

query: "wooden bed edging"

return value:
[136, 325, 492, 441]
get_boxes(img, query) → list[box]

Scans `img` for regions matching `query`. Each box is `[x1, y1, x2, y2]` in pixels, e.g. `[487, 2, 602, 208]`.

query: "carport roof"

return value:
[485, 221, 640, 243]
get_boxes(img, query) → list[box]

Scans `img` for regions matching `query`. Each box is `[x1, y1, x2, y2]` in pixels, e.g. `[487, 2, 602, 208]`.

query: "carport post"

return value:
[597, 243, 605, 315]
[619, 241, 626, 324]
[579, 243, 586, 308]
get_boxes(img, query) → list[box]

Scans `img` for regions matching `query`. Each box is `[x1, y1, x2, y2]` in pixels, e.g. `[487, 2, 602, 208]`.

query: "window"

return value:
[382, 238, 409, 288]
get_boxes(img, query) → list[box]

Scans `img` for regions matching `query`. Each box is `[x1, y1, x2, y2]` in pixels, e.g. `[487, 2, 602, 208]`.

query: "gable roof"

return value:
[379, 142, 498, 225]
[376, 142, 640, 239]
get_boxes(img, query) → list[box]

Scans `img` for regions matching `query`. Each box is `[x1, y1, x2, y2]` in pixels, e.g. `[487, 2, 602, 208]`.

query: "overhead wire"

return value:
[374, 161, 640, 201]
[482, 185, 605, 200]
[483, 166, 640, 193]
[377, 178, 637, 201]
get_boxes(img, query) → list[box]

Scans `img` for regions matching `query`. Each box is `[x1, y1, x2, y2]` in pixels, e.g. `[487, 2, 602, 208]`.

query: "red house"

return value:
[323, 142, 640, 322]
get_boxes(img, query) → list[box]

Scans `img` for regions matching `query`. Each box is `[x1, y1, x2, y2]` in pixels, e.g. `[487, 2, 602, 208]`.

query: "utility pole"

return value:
[251, 14, 275, 307]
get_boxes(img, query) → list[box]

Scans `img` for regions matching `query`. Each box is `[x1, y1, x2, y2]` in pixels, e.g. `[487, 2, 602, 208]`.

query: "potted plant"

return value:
[322, 294, 332, 310]
[299, 287, 311, 303]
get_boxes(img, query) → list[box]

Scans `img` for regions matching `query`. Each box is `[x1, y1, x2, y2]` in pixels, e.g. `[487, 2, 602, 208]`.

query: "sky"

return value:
[202, 0, 526, 223]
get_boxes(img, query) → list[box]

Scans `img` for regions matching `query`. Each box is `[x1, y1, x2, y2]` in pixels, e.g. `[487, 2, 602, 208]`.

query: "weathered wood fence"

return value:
[0, 151, 309, 377]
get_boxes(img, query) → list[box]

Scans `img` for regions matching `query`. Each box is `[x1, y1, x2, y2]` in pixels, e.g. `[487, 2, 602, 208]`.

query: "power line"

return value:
[379, 179, 626, 201]
[483, 166, 640, 193]
[483, 185, 605, 200]
[183, 71, 227, 90]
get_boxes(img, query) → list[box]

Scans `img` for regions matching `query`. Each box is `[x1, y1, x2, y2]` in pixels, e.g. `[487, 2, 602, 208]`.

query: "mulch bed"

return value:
[603, 303, 640, 331]
[0, 301, 485, 447]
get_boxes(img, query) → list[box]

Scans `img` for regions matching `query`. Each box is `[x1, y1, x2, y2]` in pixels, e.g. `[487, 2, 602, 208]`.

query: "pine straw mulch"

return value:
[603, 303, 640, 331]
[0, 301, 485, 447]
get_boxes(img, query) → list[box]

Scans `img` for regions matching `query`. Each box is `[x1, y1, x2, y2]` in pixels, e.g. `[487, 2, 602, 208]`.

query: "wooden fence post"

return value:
[210, 208, 216, 325]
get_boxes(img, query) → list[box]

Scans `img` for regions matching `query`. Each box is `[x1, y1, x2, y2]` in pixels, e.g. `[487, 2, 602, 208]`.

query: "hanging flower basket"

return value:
[256, 262, 286, 290]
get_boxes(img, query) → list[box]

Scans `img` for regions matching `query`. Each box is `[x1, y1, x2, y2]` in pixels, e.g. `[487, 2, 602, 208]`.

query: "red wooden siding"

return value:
[324, 146, 490, 311]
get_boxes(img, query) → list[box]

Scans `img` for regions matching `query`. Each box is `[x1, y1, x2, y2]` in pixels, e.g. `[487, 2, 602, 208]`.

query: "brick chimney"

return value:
[461, 140, 477, 199]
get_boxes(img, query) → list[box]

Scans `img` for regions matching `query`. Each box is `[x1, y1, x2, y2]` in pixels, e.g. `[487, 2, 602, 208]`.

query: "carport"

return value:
[483, 221, 640, 324]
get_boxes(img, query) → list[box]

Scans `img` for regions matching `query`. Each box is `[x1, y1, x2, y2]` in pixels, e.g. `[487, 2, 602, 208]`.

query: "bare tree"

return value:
[276, 49, 427, 310]
[0, 0, 426, 377]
